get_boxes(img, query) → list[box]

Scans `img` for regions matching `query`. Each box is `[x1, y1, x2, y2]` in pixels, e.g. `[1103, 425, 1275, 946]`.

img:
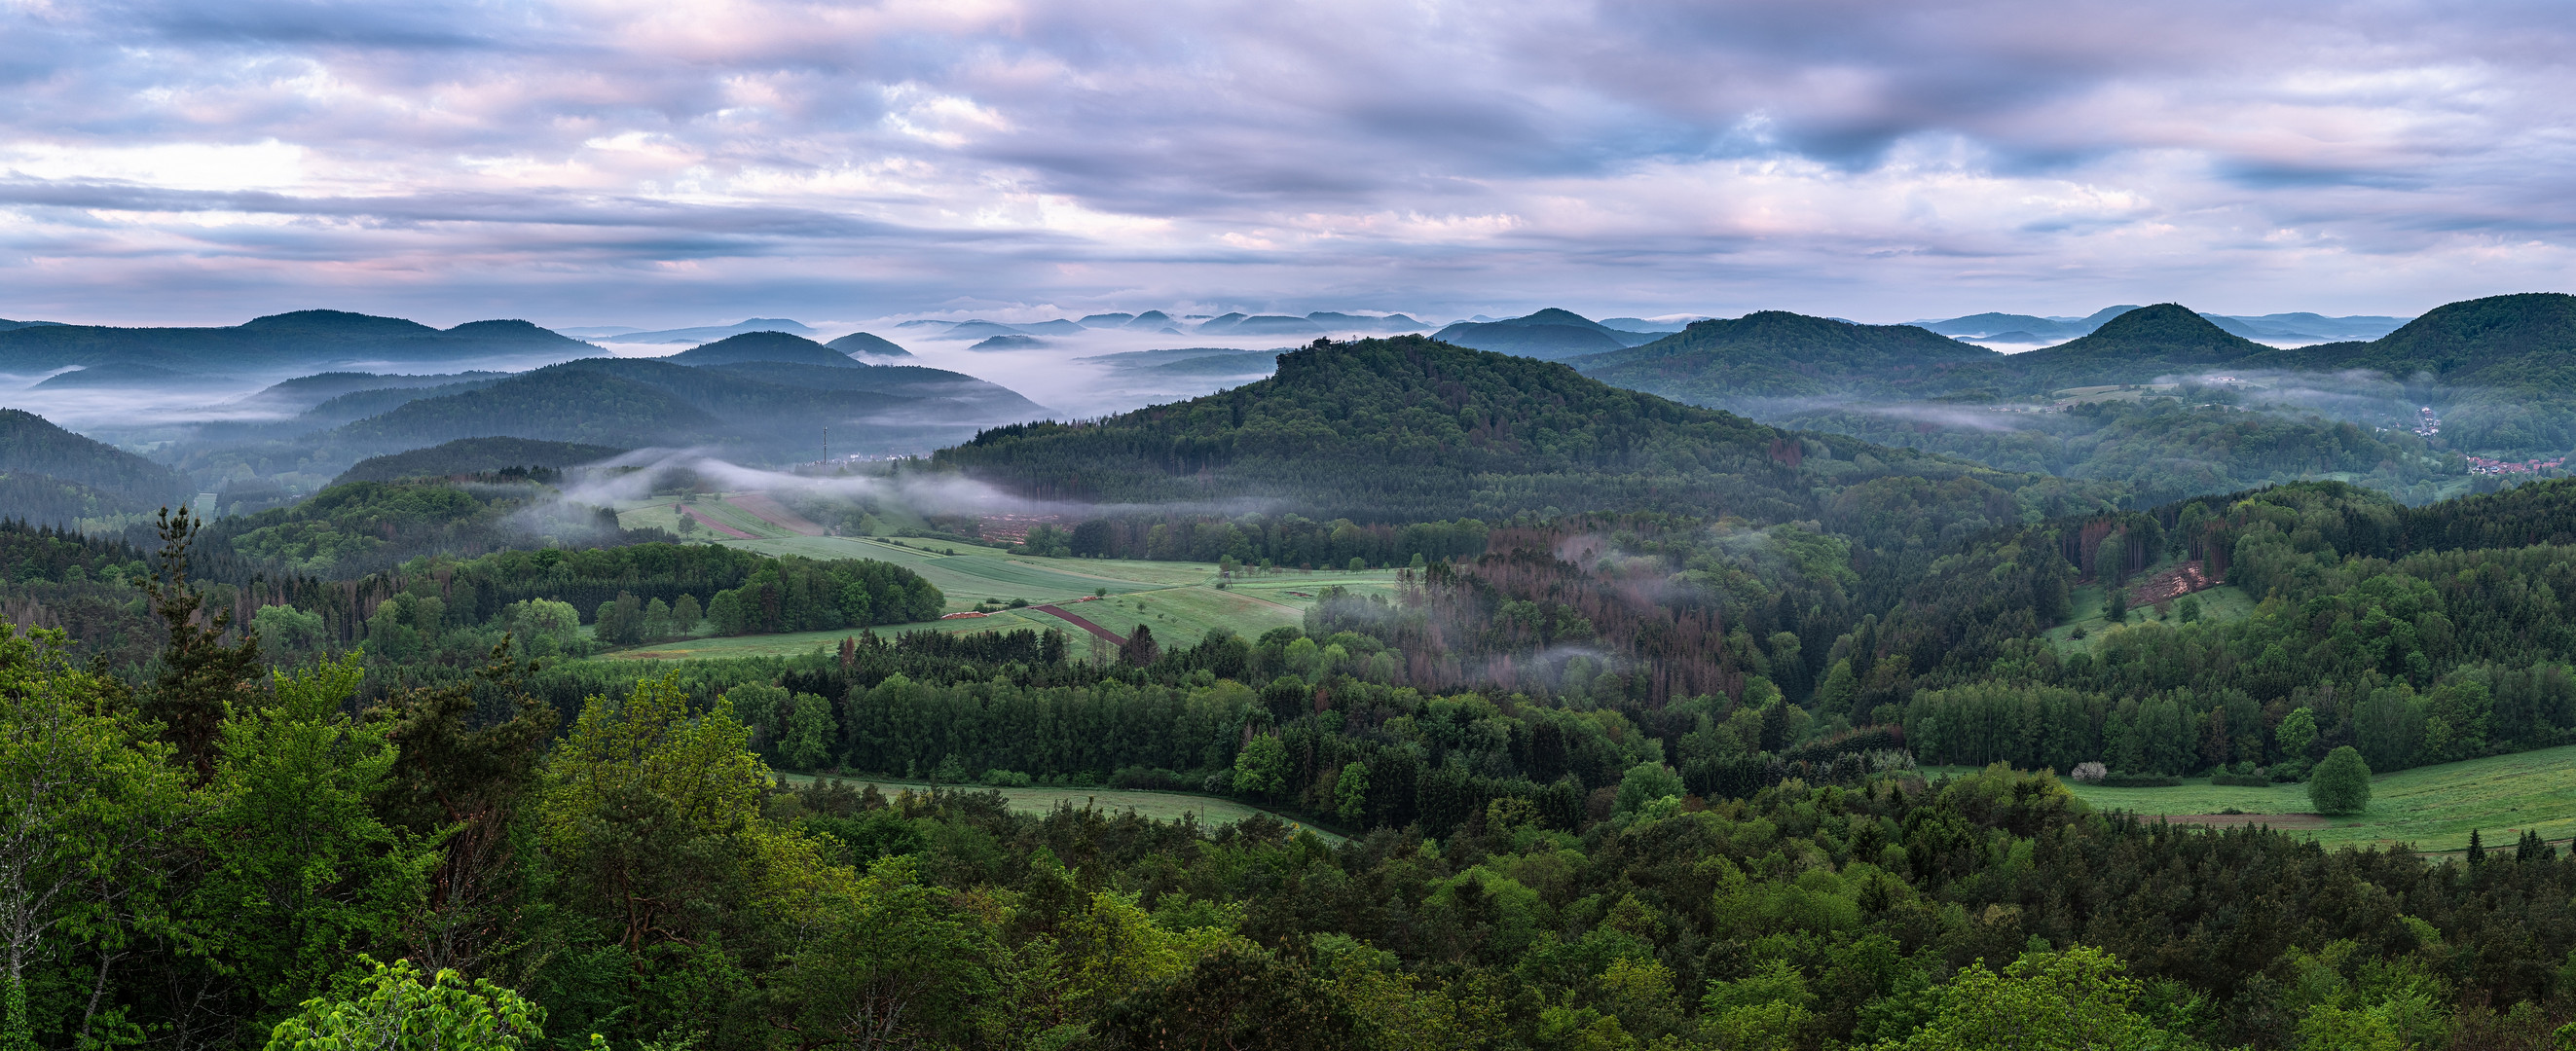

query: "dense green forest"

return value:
[0, 408, 191, 526]
[19, 500, 2576, 1051]
[334, 437, 630, 484]
[1773, 399, 2457, 509]
[1581, 294, 2576, 463]
[27, 308, 2576, 1049]
[937, 335, 2120, 526]
[1571, 311, 1995, 407]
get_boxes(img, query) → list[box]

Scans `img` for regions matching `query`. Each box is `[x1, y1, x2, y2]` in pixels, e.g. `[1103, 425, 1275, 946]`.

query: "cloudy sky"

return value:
[3, 0, 2572, 328]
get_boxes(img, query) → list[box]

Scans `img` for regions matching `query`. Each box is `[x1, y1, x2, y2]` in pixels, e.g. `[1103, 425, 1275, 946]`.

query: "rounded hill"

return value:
[661, 331, 863, 369]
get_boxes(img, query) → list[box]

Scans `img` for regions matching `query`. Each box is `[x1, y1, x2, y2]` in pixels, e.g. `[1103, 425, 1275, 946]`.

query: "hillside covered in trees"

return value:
[936, 334, 2108, 525]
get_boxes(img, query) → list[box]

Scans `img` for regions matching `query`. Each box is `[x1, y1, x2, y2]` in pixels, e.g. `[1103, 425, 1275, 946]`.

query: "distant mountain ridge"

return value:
[1432, 308, 1663, 360]
[596, 318, 817, 344]
[1571, 311, 1994, 409]
[1915, 306, 2409, 344]
[1563, 293, 2576, 459]
[660, 331, 863, 369]
[0, 308, 591, 374]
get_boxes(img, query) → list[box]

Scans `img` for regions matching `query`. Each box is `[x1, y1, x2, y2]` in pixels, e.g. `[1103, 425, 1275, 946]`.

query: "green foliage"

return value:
[205, 479, 636, 578]
[1612, 762, 1684, 815]
[704, 555, 940, 635]
[0, 623, 186, 1051]
[263, 959, 571, 1051]
[1873, 946, 2200, 1050]
[334, 437, 626, 485]
[1233, 735, 1287, 797]
[2311, 745, 2374, 815]
[193, 654, 438, 1019]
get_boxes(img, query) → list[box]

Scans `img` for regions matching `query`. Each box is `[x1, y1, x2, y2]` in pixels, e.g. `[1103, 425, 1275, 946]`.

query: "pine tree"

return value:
[2467, 828, 2485, 865]
[139, 507, 264, 781]
[1120, 624, 1159, 667]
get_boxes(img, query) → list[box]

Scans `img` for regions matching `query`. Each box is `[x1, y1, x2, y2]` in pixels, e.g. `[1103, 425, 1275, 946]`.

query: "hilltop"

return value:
[0, 308, 590, 373]
[660, 331, 864, 369]
[1938, 304, 2271, 393]
[826, 332, 912, 358]
[1571, 310, 1995, 409]
[1429, 308, 1659, 360]
[933, 334, 2042, 524]
[2246, 292, 2576, 390]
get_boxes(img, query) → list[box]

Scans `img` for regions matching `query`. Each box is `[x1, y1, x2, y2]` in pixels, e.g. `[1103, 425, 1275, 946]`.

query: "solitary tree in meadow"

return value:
[2309, 745, 2373, 815]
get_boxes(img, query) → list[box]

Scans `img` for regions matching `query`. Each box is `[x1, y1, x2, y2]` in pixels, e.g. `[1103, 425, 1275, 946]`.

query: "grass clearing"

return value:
[1934, 743, 2576, 853]
[586, 524, 1405, 658]
[767, 773, 1343, 843]
[2045, 582, 2256, 649]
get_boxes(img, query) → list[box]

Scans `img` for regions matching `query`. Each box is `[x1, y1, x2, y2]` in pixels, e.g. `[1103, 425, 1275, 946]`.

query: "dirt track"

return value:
[1033, 604, 1126, 645]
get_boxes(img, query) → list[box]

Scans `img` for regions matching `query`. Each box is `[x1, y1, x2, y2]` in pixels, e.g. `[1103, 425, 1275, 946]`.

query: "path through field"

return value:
[1032, 604, 1125, 644]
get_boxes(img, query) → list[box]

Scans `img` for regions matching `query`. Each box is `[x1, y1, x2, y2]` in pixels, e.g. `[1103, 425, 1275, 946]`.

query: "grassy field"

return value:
[1934, 743, 2576, 853]
[768, 773, 1343, 843]
[592, 518, 1405, 659]
[2044, 582, 2257, 649]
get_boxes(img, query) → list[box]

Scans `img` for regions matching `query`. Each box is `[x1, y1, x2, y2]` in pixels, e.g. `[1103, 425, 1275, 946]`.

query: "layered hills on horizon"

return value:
[0, 309, 592, 377]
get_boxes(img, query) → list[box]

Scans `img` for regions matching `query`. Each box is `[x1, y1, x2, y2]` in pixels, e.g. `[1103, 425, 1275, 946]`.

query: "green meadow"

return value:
[766, 773, 1343, 843]
[1938, 743, 2576, 854]
[593, 508, 1407, 658]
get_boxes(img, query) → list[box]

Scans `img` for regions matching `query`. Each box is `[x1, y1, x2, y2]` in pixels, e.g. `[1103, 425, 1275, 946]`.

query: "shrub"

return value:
[2069, 761, 2108, 783]
[2098, 774, 2183, 787]
[2210, 772, 2271, 787]
[2309, 746, 2373, 815]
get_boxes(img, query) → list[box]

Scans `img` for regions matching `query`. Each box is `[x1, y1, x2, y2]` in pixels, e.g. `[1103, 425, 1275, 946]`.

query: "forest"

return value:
[23, 324, 2576, 1050]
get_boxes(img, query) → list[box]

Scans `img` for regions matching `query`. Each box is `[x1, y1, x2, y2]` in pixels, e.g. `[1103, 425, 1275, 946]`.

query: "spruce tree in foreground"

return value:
[139, 507, 264, 781]
[2309, 745, 2373, 815]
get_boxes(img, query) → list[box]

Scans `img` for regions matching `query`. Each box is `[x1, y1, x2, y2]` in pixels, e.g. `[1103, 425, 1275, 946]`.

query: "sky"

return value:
[3, 0, 2573, 329]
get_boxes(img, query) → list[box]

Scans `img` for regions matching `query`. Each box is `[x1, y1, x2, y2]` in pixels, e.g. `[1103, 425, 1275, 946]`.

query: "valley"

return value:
[16, 295, 2576, 1051]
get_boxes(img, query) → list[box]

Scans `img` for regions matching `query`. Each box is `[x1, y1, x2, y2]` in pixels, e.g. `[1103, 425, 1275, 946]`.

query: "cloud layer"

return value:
[3, 0, 2571, 326]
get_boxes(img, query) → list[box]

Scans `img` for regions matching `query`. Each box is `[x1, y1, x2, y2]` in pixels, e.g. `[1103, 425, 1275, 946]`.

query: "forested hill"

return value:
[660, 330, 864, 369]
[1933, 303, 2271, 393]
[934, 334, 2071, 524]
[2242, 291, 2576, 389]
[0, 407, 189, 507]
[1571, 310, 1997, 408]
[333, 436, 629, 484]
[0, 308, 589, 372]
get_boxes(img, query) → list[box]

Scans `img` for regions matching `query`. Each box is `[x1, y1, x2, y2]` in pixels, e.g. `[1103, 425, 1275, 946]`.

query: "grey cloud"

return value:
[1, 0, 2573, 325]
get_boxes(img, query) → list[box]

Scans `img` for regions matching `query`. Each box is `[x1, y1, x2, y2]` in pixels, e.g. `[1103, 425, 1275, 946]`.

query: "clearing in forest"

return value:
[2038, 743, 2576, 854]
